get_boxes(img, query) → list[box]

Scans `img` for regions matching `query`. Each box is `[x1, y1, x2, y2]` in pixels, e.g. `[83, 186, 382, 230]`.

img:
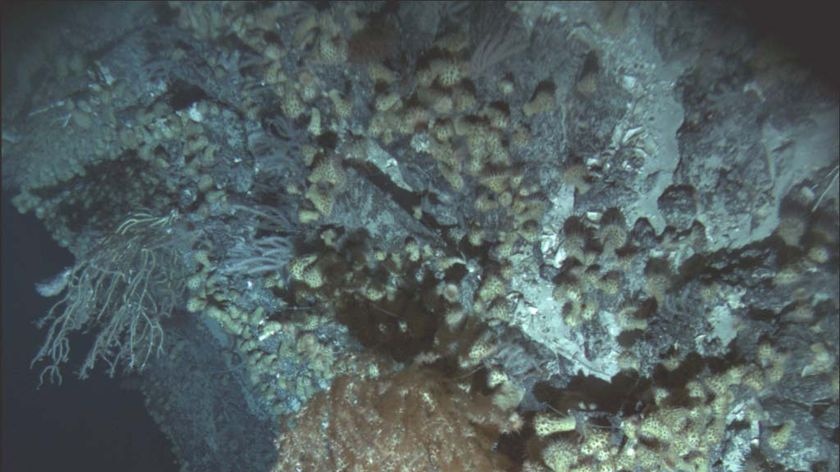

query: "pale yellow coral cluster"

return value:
[534, 364, 748, 471]
[297, 147, 348, 223]
[292, 7, 348, 64]
[534, 411, 577, 437]
[183, 245, 377, 416]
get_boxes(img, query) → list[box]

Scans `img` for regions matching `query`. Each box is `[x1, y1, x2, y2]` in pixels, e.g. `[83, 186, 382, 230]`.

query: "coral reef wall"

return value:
[3, 2, 837, 471]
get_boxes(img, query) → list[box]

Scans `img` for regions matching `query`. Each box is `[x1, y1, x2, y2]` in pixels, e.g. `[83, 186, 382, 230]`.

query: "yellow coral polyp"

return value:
[318, 34, 347, 64]
[534, 413, 577, 437]
[289, 254, 318, 281]
[328, 89, 352, 118]
[308, 157, 345, 188]
[305, 184, 334, 216]
[428, 58, 464, 88]
[375, 92, 401, 112]
[302, 266, 324, 289]
[281, 90, 305, 120]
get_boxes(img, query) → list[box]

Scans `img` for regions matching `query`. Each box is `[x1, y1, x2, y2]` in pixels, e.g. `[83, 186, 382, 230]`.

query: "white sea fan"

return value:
[35, 267, 73, 297]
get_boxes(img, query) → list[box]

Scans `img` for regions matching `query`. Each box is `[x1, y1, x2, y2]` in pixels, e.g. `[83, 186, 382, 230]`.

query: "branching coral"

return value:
[31, 211, 188, 386]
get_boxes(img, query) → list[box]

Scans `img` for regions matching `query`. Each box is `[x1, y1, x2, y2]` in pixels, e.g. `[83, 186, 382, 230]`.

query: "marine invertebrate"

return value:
[274, 366, 515, 471]
[31, 211, 188, 385]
